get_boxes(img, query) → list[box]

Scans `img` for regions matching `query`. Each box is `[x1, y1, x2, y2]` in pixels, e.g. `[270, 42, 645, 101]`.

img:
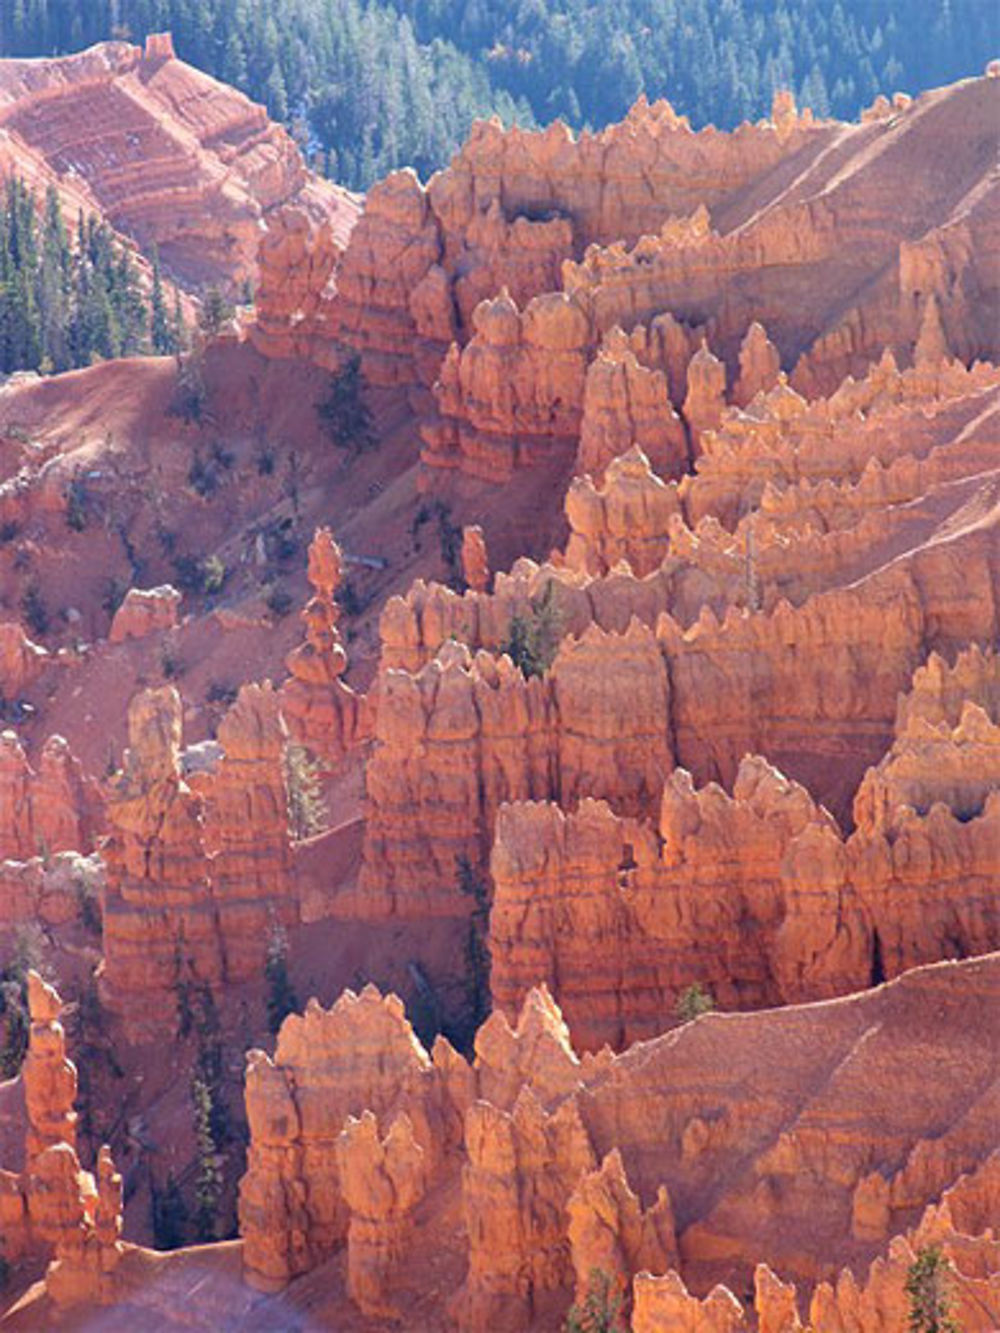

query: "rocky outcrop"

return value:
[23, 971, 78, 1169]
[230, 958, 999, 1326]
[632, 1269, 746, 1332]
[239, 985, 449, 1292]
[492, 701, 1000, 1053]
[0, 974, 126, 1305]
[336, 1110, 427, 1319]
[31, 1140, 125, 1308]
[203, 680, 295, 979]
[489, 758, 862, 1050]
[567, 1149, 677, 1310]
[576, 330, 688, 482]
[684, 357, 1000, 530]
[564, 446, 682, 577]
[635, 1149, 1000, 1331]
[280, 528, 367, 768]
[108, 585, 181, 644]
[456, 1088, 595, 1332]
[0, 620, 47, 698]
[250, 208, 347, 364]
[358, 621, 671, 917]
[238, 983, 588, 1305]
[0, 852, 104, 934]
[854, 698, 1000, 833]
[381, 351, 999, 676]
[0, 730, 101, 863]
[103, 682, 299, 1034]
[421, 290, 591, 481]
[682, 343, 728, 456]
[264, 74, 1000, 412]
[102, 686, 222, 1029]
[460, 526, 490, 594]
[0, 39, 357, 290]
[733, 322, 782, 408]
[260, 97, 828, 393]
[330, 168, 449, 388]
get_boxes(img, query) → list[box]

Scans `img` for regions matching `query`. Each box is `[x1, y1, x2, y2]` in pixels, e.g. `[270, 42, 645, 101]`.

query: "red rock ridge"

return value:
[0, 38, 358, 291]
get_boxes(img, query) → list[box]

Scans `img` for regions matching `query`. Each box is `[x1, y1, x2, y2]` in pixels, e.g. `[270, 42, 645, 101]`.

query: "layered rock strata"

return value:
[336, 1111, 427, 1319]
[318, 97, 829, 394]
[0, 974, 125, 1305]
[491, 646, 1000, 1050]
[359, 622, 671, 916]
[102, 683, 297, 1033]
[234, 959, 1000, 1328]
[238, 985, 447, 1292]
[0, 37, 357, 289]
[0, 730, 101, 863]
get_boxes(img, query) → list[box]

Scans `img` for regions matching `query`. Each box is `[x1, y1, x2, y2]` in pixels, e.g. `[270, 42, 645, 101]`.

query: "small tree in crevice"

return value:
[564, 1268, 625, 1333]
[73, 974, 123, 1152]
[191, 1076, 222, 1242]
[316, 352, 375, 453]
[501, 581, 562, 679]
[169, 350, 207, 424]
[0, 926, 44, 1078]
[675, 982, 715, 1023]
[284, 743, 326, 841]
[264, 916, 298, 1036]
[457, 854, 491, 1043]
[199, 286, 234, 339]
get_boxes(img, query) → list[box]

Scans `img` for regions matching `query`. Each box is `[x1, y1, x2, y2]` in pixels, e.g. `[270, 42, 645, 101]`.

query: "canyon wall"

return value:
[490, 646, 1000, 1050]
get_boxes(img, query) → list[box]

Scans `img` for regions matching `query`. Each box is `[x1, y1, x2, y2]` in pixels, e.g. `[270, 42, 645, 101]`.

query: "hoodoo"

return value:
[0, 13, 997, 1332]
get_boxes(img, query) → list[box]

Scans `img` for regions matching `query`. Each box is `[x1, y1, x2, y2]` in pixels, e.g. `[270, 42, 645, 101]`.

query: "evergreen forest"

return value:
[0, 178, 182, 375]
[0, 0, 996, 191]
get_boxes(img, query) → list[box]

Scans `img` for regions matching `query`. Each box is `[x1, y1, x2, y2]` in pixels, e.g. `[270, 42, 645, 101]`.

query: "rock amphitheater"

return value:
[0, 34, 997, 1333]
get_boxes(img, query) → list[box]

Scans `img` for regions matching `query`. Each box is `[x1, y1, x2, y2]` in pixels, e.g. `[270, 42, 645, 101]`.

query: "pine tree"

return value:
[676, 983, 715, 1023]
[199, 284, 233, 338]
[316, 352, 376, 452]
[190, 1077, 222, 1243]
[150, 245, 172, 353]
[905, 1246, 959, 1333]
[564, 1269, 625, 1333]
[171, 287, 186, 353]
[264, 917, 298, 1036]
[283, 743, 326, 840]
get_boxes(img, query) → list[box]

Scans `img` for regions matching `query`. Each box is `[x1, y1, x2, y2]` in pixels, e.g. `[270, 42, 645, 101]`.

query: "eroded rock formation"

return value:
[280, 528, 367, 767]
[239, 985, 446, 1292]
[359, 620, 671, 916]
[0, 730, 101, 864]
[103, 682, 299, 1033]
[232, 960, 999, 1328]
[108, 586, 182, 644]
[0, 973, 125, 1305]
[337, 1110, 427, 1319]
[491, 660, 1000, 1052]
[0, 37, 358, 289]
